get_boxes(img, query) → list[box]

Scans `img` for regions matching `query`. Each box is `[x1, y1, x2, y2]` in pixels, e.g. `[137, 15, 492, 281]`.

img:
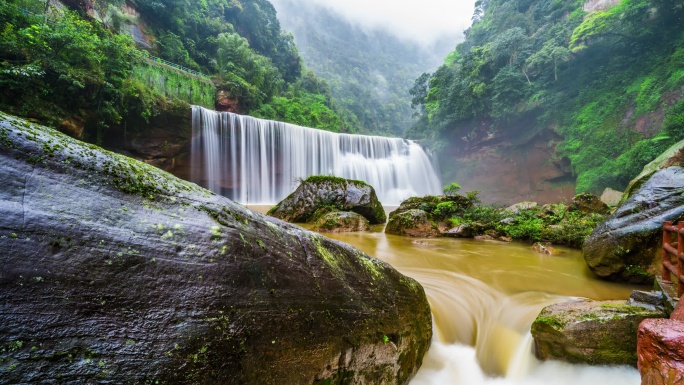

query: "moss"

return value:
[304, 175, 369, 187]
[533, 315, 566, 330]
[623, 264, 653, 281]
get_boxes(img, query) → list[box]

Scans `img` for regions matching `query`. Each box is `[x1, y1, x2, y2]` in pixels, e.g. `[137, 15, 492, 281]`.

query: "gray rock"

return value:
[505, 201, 537, 214]
[583, 167, 684, 283]
[500, 217, 517, 224]
[0, 113, 431, 385]
[627, 290, 664, 310]
[600, 188, 623, 207]
[442, 224, 473, 238]
[622, 138, 684, 203]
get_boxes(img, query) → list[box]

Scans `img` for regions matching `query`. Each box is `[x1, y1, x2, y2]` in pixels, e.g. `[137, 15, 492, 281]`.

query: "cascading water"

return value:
[190, 106, 442, 204]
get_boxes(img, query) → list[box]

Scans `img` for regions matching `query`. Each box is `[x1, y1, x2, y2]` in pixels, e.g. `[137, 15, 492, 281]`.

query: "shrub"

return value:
[443, 182, 461, 196]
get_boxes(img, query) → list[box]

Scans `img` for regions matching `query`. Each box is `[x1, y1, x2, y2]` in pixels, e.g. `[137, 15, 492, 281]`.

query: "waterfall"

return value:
[190, 106, 442, 205]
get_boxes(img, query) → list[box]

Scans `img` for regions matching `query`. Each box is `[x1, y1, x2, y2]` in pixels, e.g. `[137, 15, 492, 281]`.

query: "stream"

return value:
[249, 205, 642, 385]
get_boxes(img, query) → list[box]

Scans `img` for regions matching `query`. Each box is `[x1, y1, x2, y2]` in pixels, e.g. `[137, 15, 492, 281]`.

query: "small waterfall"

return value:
[190, 106, 442, 204]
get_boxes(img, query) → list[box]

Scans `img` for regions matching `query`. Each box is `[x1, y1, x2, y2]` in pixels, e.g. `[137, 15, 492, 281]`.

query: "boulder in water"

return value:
[583, 167, 684, 283]
[531, 299, 666, 366]
[268, 175, 386, 224]
[385, 209, 441, 238]
[312, 211, 371, 233]
[0, 113, 431, 384]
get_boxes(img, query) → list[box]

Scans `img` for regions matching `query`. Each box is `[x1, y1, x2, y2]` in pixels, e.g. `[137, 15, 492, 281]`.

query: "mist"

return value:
[270, 0, 477, 46]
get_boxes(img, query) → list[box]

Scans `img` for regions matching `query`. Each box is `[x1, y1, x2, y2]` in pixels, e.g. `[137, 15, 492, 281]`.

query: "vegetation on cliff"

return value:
[410, 0, 684, 194]
[0, 0, 357, 138]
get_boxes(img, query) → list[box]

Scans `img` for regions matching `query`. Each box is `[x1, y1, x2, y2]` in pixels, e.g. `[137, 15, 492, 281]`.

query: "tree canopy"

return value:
[410, 0, 684, 194]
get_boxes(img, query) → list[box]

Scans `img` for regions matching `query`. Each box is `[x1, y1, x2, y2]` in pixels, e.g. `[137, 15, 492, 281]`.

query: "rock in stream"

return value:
[0, 113, 431, 384]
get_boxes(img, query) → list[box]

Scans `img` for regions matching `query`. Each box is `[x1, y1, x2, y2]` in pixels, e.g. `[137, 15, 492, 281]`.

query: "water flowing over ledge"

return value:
[190, 106, 442, 204]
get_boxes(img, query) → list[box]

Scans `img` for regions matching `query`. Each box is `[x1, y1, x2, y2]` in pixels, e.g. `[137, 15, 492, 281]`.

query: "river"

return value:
[248, 205, 641, 385]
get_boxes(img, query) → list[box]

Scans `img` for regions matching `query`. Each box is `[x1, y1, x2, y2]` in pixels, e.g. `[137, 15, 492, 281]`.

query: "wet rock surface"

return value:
[638, 318, 684, 385]
[268, 175, 386, 224]
[531, 299, 666, 366]
[312, 211, 371, 233]
[0, 113, 431, 384]
[385, 209, 441, 238]
[583, 167, 684, 283]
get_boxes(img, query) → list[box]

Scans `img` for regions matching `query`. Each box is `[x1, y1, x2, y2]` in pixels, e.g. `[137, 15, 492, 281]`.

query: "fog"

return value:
[271, 0, 477, 46]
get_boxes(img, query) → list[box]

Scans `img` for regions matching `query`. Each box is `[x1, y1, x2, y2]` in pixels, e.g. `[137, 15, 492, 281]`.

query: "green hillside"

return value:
[410, 0, 684, 194]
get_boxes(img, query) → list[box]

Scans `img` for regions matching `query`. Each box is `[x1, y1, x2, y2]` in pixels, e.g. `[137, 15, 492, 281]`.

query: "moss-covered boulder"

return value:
[312, 211, 371, 233]
[583, 167, 684, 283]
[268, 175, 386, 224]
[0, 113, 431, 384]
[531, 300, 666, 366]
[385, 209, 440, 238]
[388, 195, 473, 221]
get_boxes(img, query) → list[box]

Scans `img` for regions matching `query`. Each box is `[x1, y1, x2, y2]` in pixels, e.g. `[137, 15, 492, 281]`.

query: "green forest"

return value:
[0, 0, 358, 141]
[410, 0, 684, 194]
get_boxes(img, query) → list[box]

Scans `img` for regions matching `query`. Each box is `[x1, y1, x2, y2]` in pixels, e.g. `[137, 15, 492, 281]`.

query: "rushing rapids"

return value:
[190, 106, 441, 204]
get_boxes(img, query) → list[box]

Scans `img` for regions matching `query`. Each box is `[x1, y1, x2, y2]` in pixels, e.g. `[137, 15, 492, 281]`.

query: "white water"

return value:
[190, 106, 442, 204]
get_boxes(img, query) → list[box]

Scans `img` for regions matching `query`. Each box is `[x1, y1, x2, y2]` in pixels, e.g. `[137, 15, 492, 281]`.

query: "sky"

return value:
[274, 0, 478, 46]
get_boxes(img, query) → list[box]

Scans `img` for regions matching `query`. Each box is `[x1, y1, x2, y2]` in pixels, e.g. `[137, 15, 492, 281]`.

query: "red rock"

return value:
[638, 318, 684, 385]
[670, 299, 684, 322]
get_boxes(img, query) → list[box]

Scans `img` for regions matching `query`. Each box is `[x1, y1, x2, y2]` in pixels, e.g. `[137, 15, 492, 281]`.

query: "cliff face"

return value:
[443, 129, 575, 205]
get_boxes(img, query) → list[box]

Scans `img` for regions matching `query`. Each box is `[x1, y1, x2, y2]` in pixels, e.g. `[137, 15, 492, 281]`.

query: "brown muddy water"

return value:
[248, 206, 642, 385]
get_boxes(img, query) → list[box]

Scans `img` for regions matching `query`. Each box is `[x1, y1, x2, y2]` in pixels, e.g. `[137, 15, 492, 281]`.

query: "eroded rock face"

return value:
[312, 211, 371, 233]
[531, 299, 666, 366]
[583, 167, 684, 283]
[385, 209, 441, 238]
[268, 176, 386, 224]
[638, 318, 684, 385]
[0, 113, 431, 384]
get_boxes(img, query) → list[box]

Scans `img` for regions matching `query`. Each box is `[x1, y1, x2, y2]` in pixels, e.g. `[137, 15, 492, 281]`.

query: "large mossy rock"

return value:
[385, 209, 441, 238]
[312, 211, 371, 233]
[268, 176, 386, 224]
[0, 113, 431, 384]
[531, 300, 666, 366]
[583, 167, 684, 283]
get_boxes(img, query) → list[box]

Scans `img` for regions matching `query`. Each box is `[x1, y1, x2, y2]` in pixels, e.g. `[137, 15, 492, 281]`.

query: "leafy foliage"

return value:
[410, 0, 684, 194]
[0, 1, 144, 138]
[443, 182, 462, 196]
